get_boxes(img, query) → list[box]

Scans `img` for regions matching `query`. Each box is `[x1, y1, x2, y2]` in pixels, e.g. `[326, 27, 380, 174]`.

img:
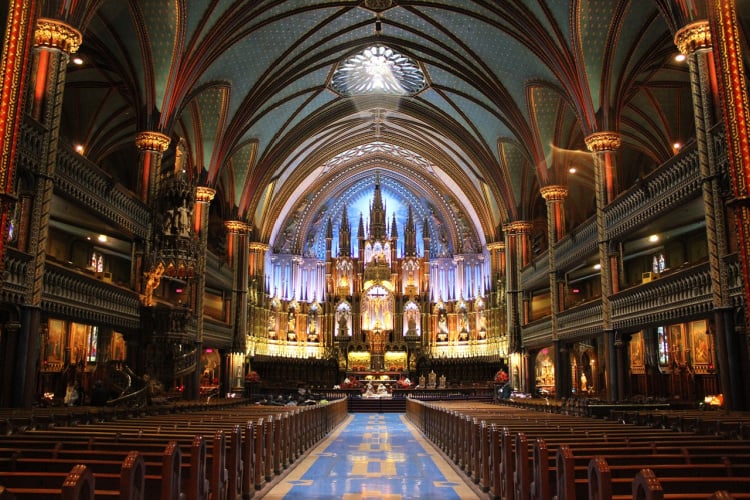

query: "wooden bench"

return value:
[406, 399, 750, 500]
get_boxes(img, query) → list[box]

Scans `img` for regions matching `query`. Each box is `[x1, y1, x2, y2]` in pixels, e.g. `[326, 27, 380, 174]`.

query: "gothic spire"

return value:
[369, 175, 387, 240]
[339, 206, 351, 257]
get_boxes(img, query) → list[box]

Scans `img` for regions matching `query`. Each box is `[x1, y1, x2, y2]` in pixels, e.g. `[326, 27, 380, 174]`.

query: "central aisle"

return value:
[262, 413, 480, 499]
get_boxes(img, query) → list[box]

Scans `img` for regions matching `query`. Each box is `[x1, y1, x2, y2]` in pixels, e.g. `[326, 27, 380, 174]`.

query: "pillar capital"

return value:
[225, 220, 251, 234]
[486, 242, 505, 252]
[675, 20, 711, 56]
[585, 132, 621, 153]
[135, 131, 170, 153]
[195, 186, 216, 203]
[502, 221, 533, 235]
[249, 242, 269, 252]
[34, 18, 81, 53]
[540, 185, 569, 202]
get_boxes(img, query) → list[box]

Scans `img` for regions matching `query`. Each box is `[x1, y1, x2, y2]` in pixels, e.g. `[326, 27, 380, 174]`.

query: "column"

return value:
[134, 131, 170, 299]
[585, 131, 621, 402]
[15, 17, 81, 408]
[189, 186, 215, 399]
[0, 1, 38, 281]
[0, 3, 37, 408]
[676, 19, 739, 409]
[225, 220, 250, 392]
[541, 185, 569, 397]
[502, 221, 532, 356]
[708, 1, 750, 410]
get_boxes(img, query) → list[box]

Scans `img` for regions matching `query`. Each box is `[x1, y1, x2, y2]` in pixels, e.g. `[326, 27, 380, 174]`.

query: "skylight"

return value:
[331, 45, 426, 97]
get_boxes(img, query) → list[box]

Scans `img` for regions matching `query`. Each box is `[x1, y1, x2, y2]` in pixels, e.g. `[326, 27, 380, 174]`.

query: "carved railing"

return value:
[42, 260, 142, 330]
[173, 346, 198, 378]
[520, 250, 549, 290]
[54, 146, 151, 239]
[522, 257, 743, 346]
[203, 317, 233, 347]
[521, 316, 552, 348]
[147, 304, 197, 342]
[604, 144, 703, 240]
[20, 116, 150, 239]
[520, 128, 727, 297]
[557, 299, 603, 340]
[1, 248, 32, 303]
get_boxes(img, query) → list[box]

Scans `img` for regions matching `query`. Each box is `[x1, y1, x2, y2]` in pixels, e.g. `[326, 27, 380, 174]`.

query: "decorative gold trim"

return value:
[502, 221, 533, 234]
[135, 131, 170, 152]
[540, 185, 569, 201]
[249, 242, 269, 251]
[196, 186, 216, 202]
[675, 20, 711, 55]
[486, 242, 505, 251]
[225, 220, 250, 233]
[585, 132, 621, 153]
[34, 18, 82, 54]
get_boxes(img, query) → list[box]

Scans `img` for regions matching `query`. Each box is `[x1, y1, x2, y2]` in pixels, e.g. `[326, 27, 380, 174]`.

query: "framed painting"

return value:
[668, 324, 686, 365]
[46, 319, 65, 363]
[630, 331, 644, 368]
[690, 319, 710, 365]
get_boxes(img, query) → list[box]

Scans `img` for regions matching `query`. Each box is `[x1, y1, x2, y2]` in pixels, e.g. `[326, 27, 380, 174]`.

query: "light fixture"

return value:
[673, 142, 682, 151]
[594, 264, 601, 270]
[675, 53, 686, 62]
[97, 234, 107, 242]
[649, 234, 659, 242]
[568, 167, 577, 174]
[72, 56, 84, 65]
[330, 45, 427, 97]
[74, 144, 84, 154]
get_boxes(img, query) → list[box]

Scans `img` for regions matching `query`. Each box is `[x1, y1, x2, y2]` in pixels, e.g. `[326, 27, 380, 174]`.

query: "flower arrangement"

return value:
[494, 369, 509, 384]
[245, 370, 261, 383]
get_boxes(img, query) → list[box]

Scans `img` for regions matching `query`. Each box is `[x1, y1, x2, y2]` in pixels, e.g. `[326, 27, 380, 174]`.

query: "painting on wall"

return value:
[46, 319, 65, 364]
[630, 332, 644, 371]
[110, 332, 126, 361]
[690, 319, 710, 365]
[668, 324, 686, 365]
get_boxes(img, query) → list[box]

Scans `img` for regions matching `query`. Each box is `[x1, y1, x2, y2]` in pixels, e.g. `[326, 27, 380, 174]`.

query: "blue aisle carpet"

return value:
[262, 413, 479, 499]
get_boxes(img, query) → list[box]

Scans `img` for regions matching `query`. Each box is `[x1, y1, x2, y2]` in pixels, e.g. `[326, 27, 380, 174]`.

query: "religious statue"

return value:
[428, 370, 437, 389]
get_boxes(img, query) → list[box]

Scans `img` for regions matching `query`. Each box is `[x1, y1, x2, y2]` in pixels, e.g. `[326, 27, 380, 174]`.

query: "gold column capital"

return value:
[225, 220, 251, 233]
[486, 242, 505, 252]
[540, 185, 569, 202]
[135, 131, 170, 153]
[585, 131, 621, 153]
[675, 20, 711, 55]
[196, 186, 216, 203]
[34, 18, 82, 53]
[249, 242, 269, 252]
[502, 221, 533, 234]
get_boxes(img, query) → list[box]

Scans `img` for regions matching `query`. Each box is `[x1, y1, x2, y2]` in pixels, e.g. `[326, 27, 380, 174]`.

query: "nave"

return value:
[260, 413, 480, 499]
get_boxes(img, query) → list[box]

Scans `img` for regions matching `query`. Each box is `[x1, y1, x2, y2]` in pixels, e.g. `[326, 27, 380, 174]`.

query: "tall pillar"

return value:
[226, 221, 250, 351]
[676, 19, 742, 409]
[541, 185, 569, 397]
[225, 220, 250, 393]
[708, 0, 750, 409]
[0, 1, 38, 281]
[134, 131, 170, 299]
[189, 186, 215, 399]
[248, 242, 268, 360]
[14, 17, 81, 408]
[585, 131, 622, 402]
[502, 221, 532, 357]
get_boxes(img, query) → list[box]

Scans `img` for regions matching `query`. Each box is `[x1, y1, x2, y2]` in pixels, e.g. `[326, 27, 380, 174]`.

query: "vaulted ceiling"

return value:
[50, 1, 714, 256]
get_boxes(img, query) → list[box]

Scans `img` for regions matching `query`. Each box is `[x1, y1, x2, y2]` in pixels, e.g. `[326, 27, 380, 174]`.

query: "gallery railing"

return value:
[42, 259, 142, 330]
